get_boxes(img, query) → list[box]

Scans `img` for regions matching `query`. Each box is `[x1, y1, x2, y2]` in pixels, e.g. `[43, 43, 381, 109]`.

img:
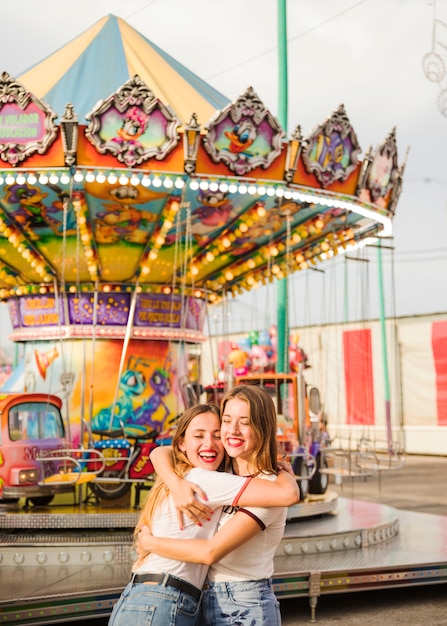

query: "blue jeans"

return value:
[198, 578, 281, 626]
[108, 580, 201, 626]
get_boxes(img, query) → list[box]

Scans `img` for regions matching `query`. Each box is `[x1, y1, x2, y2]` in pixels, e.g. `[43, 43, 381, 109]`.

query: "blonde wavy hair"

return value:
[134, 403, 221, 542]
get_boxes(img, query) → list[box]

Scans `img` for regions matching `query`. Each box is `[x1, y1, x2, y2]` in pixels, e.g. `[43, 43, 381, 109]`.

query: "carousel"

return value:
[0, 15, 403, 450]
[1, 14, 443, 626]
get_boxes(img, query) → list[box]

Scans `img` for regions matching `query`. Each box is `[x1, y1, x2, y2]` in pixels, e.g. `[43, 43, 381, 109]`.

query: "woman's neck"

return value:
[231, 457, 255, 476]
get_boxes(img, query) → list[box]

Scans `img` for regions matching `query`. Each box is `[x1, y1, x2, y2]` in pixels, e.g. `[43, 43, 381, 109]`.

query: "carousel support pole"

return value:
[377, 240, 393, 453]
[88, 284, 99, 438]
[108, 284, 139, 432]
[276, 0, 289, 374]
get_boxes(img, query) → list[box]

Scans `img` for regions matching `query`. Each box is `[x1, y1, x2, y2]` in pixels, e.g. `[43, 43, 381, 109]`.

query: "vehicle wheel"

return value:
[0, 497, 19, 505]
[309, 454, 329, 495]
[89, 473, 132, 501]
[292, 456, 309, 500]
[28, 495, 54, 506]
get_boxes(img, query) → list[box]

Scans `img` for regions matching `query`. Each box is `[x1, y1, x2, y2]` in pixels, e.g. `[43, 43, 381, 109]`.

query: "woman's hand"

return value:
[169, 480, 214, 530]
[134, 524, 153, 567]
[277, 458, 294, 476]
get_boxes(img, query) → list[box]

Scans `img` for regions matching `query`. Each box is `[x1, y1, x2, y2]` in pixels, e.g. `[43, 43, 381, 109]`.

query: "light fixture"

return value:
[284, 125, 303, 183]
[183, 113, 201, 174]
[60, 103, 79, 167]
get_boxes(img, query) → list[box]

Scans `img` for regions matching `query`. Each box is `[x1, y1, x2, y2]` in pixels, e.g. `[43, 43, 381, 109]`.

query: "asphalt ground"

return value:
[280, 453, 447, 625]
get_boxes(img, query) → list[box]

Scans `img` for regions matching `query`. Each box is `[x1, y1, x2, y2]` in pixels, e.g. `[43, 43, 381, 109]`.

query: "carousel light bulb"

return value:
[257, 185, 266, 195]
[141, 265, 150, 275]
[239, 223, 248, 233]
[130, 174, 140, 186]
[199, 181, 209, 190]
[117, 174, 128, 185]
[209, 182, 219, 192]
[96, 172, 106, 183]
[266, 187, 275, 197]
[190, 180, 199, 191]
[247, 258, 256, 268]
[163, 177, 173, 188]
[228, 183, 238, 193]
[191, 266, 199, 276]
[16, 174, 26, 184]
[107, 173, 118, 184]
[141, 175, 151, 187]
[74, 171, 84, 182]
[225, 270, 234, 281]
[149, 251, 158, 260]
[219, 182, 229, 192]
[275, 187, 285, 198]
[222, 237, 231, 249]
[85, 171, 95, 183]
[152, 177, 162, 187]
[49, 173, 59, 184]
[174, 177, 184, 189]
[247, 185, 257, 195]
[5, 174, 15, 184]
[238, 184, 248, 195]
[60, 172, 70, 184]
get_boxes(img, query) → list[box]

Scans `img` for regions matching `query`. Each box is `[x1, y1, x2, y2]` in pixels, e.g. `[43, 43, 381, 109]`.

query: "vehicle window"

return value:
[9, 402, 65, 441]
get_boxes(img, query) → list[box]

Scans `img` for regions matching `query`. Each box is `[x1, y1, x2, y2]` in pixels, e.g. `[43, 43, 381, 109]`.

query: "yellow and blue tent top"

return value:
[18, 14, 229, 124]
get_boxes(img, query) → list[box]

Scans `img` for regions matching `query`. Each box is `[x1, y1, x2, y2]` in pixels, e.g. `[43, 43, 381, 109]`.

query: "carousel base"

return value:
[0, 493, 447, 624]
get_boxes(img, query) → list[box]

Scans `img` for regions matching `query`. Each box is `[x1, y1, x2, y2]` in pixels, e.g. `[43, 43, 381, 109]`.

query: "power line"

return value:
[205, 0, 370, 80]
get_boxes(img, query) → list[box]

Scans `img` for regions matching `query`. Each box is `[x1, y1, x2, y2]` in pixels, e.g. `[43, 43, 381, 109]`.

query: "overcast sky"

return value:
[0, 0, 446, 342]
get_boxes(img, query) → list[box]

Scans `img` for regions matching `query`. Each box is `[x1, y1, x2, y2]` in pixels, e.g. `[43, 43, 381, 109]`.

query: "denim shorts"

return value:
[198, 578, 281, 626]
[108, 580, 201, 626]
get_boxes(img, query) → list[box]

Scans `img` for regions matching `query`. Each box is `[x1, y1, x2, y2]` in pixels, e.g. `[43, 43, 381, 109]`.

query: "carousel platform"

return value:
[0, 491, 447, 624]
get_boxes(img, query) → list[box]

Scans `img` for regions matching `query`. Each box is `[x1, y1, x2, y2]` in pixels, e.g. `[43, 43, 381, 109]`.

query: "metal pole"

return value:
[377, 241, 392, 452]
[276, 0, 289, 374]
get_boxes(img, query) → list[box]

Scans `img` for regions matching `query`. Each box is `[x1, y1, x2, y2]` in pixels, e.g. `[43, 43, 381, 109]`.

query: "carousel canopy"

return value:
[0, 15, 405, 341]
[18, 14, 229, 125]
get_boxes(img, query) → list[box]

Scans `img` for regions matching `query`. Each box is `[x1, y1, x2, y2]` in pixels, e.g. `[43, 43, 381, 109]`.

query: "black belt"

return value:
[130, 572, 201, 602]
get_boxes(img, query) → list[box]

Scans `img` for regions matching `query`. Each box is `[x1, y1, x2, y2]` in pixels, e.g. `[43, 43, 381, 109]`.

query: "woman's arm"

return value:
[150, 446, 213, 528]
[138, 510, 261, 566]
[152, 445, 299, 508]
[238, 469, 299, 507]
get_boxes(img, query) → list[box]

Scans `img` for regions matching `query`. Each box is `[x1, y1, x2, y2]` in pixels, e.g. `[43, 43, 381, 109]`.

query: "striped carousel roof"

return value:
[17, 14, 229, 124]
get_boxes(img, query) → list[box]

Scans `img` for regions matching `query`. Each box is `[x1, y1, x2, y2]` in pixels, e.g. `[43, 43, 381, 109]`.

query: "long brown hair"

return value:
[221, 384, 281, 476]
[134, 403, 220, 540]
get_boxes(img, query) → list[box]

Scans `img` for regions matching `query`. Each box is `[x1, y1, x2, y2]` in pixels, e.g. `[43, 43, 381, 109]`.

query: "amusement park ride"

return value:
[0, 13, 446, 626]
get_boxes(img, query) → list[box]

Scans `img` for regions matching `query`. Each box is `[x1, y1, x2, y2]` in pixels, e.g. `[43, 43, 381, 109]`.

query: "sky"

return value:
[0, 0, 446, 343]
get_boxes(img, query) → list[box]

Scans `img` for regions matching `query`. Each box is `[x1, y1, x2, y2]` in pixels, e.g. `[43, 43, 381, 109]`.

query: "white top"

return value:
[206, 472, 287, 582]
[134, 467, 250, 590]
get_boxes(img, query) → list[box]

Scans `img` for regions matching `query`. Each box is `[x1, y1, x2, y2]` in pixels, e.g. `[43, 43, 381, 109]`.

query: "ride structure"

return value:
[0, 15, 404, 450]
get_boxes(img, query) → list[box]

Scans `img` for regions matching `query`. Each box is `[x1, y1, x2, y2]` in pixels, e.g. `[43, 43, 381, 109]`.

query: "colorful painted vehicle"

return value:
[0, 392, 73, 506]
[232, 373, 329, 498]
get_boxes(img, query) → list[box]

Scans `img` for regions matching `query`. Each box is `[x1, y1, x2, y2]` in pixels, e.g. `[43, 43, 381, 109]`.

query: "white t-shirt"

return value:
[206, 472, 287, 582]
[134, 467, 250, 590]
